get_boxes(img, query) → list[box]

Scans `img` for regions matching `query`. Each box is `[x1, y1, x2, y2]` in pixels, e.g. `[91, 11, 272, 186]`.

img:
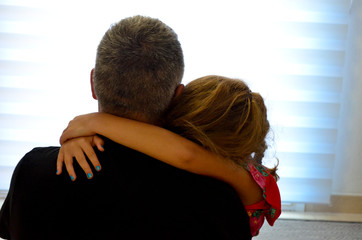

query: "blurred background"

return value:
[0, 0, 361, 219]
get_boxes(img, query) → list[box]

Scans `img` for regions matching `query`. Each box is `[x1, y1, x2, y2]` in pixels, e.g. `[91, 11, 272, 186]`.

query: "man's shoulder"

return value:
[13, 146, 60, 180]
[18, 146, 60, 163]
[26, 146, 60, 158]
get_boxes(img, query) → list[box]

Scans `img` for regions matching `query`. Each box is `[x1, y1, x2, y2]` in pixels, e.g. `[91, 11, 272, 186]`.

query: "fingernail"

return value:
[56, 170, 59, 174]
[70, 175, 75, 181]
[101, 145, 104, 149]
[87, 173, 93, 179]
[96, 166, 101, 171]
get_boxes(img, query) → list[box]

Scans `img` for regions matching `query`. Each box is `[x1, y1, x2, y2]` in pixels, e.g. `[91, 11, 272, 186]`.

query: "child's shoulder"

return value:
[247, 163, 271, 187]
[245, 163, 282, 236]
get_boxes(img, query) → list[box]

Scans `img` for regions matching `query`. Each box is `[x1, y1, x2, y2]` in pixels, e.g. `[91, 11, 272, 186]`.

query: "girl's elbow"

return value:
[177, 144, 197, 168]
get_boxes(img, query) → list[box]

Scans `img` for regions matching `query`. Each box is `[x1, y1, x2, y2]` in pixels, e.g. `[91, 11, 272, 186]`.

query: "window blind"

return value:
[0, 0, 99, 193]
[0, 0, 351, 204]
[261, 0, 349, 204]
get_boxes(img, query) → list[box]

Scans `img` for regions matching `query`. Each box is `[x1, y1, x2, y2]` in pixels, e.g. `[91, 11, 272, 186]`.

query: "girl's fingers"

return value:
[64, 152, 77, 181]
[56, 149, 64, 175]
[82, 143, 102, 172]
[93, 135, 105, 152]
[58, 136, 102, 180]
[74, 150, 94, 179]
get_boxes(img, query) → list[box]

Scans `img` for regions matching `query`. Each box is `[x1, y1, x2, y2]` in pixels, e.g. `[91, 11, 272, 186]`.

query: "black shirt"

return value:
[0, 138, 251, 240]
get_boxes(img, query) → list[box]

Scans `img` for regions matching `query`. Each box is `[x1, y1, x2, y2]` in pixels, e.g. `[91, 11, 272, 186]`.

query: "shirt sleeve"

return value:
[244, 163, 281, 236]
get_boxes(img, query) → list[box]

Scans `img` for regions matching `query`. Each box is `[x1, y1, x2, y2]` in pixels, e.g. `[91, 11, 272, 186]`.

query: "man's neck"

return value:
[98, 107, 161, 126]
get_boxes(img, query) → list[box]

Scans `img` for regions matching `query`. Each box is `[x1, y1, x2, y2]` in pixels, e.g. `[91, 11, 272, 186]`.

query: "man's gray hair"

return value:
[94, 15, 184, 123]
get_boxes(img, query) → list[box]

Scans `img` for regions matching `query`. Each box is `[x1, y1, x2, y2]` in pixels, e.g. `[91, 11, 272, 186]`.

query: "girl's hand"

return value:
[57, 135, 104, 181]
[60, 113, 101, 145]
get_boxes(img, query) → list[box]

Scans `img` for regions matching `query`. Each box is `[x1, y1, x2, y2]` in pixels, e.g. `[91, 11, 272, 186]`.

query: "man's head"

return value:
[92, 15, 184, 123]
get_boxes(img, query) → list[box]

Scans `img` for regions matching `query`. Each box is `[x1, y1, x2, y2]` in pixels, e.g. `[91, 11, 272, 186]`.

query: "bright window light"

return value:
[0, 0, 350, 203]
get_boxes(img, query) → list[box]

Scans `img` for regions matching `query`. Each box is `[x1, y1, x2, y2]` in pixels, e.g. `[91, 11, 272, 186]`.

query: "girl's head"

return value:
[165, 75, 277, 177]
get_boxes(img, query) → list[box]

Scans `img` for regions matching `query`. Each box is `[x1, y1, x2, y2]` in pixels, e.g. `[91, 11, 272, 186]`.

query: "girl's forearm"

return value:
[90, 113, 198, 170]
[90, 114, 238, 180]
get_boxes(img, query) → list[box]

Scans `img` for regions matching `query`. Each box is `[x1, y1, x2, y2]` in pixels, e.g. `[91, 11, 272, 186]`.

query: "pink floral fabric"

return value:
[245, 163, 281, 236]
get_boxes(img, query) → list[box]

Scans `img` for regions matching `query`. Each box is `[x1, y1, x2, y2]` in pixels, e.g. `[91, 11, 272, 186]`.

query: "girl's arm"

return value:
[59, 113, 263, 205]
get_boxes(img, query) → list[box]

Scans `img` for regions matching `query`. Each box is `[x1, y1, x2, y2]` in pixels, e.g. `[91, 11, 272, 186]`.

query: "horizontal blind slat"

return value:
[270, 117, 338, 129]
[269, 75, 342, 92]
[269, 101, 340, 118]
[0, 33, 48, 49]
[0, 166, 14, 190]
[278, 178, 332, 203]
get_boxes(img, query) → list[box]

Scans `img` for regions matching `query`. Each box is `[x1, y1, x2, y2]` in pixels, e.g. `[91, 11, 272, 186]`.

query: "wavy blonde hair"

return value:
[164, 75, 278, 179]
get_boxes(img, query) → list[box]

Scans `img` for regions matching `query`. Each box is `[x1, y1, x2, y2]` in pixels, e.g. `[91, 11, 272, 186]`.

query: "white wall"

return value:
[333, 0, 362, 196]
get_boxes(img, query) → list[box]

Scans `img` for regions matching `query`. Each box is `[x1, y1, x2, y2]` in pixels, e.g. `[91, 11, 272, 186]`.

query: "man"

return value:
[0, 16, 251, 239]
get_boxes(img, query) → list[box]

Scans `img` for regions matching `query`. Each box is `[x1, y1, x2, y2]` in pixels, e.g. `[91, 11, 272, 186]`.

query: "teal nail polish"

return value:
[87, 173, 92, 179]
[70, 175, 74, 181]
[96, 166, 101, 171]
[101, 145, 104, 149]
[56, 170, 58, 174]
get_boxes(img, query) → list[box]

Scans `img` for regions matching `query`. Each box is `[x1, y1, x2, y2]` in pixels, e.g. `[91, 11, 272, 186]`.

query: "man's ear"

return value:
[173, 84, 184, 99]
[90, 68, 97, 100]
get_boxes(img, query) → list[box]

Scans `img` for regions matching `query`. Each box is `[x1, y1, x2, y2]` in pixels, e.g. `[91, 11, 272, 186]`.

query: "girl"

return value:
[57, 75, 281, 236]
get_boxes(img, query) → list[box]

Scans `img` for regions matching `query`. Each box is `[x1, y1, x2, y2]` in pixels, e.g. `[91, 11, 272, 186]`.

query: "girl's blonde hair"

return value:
[165, 75, 278, 179]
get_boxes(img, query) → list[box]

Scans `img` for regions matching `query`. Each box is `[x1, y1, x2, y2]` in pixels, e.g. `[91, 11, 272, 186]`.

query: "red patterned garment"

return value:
[244, 163, 281, 236]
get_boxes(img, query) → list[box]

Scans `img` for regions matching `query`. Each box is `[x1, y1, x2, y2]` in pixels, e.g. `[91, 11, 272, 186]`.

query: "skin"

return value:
[57, 113, 263, 206]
